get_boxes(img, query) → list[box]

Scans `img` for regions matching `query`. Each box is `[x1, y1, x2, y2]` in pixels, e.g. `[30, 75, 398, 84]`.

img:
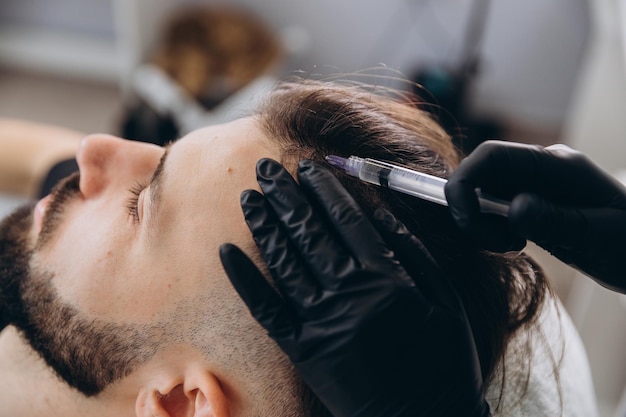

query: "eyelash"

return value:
[126, 182, 148, 223]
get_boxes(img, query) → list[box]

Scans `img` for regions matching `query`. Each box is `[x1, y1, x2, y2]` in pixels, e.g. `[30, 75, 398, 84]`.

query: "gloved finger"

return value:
[443, 183, 525, 252]
[444, 189, 524, 252]
[510, 192, 626, 256]
[540, 145, 626, 205]
[444, 142, 533, 252]
[219, 243, 296, 340]
[446, 141, 562, 199]
[255, 158, 358, 287]
[240, 189, 319, 314]
[468, 215, 526, 253]
[509, 193, 588, 251]
[297, 159, 399, 268]
[445, 141, 529, 228]
[448, 141, 625, 209]
[372, 208, 462, 314]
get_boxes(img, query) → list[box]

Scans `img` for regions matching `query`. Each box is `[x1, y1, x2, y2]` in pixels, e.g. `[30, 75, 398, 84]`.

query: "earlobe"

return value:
[135, 373, 229, 417]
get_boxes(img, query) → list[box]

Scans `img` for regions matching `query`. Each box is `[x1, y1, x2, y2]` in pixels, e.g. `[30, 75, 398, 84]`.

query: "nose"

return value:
[76, 134, 164, 198]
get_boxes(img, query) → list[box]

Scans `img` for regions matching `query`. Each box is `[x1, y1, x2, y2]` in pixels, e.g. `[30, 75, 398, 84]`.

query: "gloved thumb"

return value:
[509, 192, 587, 256]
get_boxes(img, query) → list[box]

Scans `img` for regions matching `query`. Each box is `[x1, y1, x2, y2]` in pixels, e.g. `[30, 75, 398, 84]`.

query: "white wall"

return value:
[474, 0, 589, 126]
[0, 0, 115, 37]
[565, 0, 626, 173]
[560, 1, 626, 415]
[0, 0, 589, 130]
[214, 0, 590, 128]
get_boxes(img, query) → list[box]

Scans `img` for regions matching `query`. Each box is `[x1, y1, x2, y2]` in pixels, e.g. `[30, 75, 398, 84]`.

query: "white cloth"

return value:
[485, 296, 599, 416]
[132, 64, 277, 134]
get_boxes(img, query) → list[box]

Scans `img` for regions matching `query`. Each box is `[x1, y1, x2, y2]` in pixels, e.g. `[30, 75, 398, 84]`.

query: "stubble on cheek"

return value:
[36, 172, 81, 250]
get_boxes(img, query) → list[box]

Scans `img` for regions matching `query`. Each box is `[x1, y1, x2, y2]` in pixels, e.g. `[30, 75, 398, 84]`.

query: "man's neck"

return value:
[0, 326, 133, 417]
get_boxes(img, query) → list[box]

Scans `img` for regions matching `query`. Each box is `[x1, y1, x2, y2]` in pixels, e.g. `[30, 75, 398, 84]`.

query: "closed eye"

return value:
[126, 181, 147, 224]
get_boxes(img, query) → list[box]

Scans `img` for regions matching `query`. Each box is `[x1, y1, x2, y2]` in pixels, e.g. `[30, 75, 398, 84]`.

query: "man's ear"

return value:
[135, 371, 230, 417]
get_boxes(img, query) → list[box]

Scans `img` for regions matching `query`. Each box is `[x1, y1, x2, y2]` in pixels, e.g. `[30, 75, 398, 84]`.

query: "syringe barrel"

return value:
[356, 158, 510, 216]
[356, 159, 449, 206]
[339, 156, 510, 217]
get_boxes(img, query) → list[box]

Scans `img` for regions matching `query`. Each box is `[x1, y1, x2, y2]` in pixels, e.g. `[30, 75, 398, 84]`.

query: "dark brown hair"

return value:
[257, 77, 552, 414]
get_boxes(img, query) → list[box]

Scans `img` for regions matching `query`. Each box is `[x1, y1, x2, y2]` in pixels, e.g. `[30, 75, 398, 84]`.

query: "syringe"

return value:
[325, 155, 510, 217]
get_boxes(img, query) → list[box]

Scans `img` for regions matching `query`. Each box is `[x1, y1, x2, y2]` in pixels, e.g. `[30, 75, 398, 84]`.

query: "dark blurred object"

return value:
[120, 98, 179, 146]
[120, 5, 283, 145]
[410, 0, 502, 156]
[39, 158, 79, 198]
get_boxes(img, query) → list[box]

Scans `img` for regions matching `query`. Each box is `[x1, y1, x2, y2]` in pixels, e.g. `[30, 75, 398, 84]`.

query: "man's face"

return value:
[0, 117, 280, 395]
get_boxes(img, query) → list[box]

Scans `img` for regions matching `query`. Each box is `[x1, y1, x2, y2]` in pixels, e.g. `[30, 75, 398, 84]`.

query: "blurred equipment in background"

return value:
[120, 5, 284, 146]
[410, 0, 502, 156]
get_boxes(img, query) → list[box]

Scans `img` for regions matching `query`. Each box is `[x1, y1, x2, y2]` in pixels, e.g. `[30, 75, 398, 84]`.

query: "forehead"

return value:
[166, 117, 279, 202]
[178, 116, 272, 161]
[152, 116, 281, 267]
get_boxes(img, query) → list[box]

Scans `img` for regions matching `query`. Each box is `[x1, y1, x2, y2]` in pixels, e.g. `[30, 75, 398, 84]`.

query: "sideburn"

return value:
[0, 204, 35, 329]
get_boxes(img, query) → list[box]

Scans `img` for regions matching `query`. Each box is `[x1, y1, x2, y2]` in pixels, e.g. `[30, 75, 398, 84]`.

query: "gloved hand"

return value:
[0, 310, 7, 332]
[445, 140, 626, 293]
[220, 158, 491, 417]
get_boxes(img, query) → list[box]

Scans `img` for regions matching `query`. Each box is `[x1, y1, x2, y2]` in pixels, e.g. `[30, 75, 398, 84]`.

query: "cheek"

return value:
[37, 206, 121, 303]
[32, 204, 167, 320]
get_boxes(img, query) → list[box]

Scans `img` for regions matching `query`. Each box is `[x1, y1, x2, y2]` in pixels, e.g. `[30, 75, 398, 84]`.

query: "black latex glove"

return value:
[445, 140, 626, 293]
[0, 311, 7, 332]
[220, 158, 490, 417]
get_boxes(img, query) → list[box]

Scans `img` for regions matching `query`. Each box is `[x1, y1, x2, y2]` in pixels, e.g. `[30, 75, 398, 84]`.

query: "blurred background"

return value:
[0, 0, 625, 415]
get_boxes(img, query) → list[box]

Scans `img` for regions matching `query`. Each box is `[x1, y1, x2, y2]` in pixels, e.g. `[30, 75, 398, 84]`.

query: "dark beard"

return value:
[0, 175, 160, 396]
[0, 204, 35, 331]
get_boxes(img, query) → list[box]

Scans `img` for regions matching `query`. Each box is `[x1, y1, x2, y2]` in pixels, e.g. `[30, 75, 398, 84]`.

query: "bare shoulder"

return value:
[0, 118, 83, 197]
